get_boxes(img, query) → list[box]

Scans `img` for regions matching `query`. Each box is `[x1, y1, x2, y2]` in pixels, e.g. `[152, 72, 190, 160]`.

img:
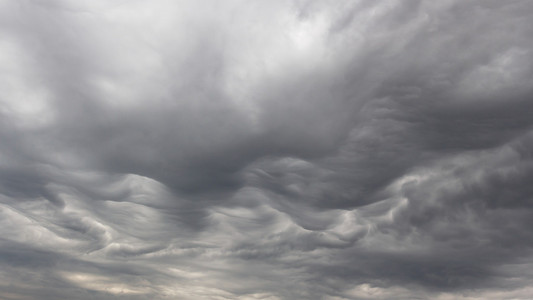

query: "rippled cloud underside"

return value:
[1, 1, 533, 299]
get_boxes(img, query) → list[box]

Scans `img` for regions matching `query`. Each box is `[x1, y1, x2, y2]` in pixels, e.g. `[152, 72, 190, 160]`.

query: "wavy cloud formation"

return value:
[1, 0, 533, 299]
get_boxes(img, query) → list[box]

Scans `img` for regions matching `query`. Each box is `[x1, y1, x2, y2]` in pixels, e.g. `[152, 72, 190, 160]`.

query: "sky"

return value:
[1, 0, 533, 299]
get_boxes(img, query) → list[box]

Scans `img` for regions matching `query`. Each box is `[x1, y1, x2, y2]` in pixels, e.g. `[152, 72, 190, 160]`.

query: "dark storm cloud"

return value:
[1, 0, 533, 299]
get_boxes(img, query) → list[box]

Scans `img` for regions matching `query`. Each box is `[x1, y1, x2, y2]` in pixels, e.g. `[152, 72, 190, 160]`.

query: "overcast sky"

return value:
[1, 0, 533, 299]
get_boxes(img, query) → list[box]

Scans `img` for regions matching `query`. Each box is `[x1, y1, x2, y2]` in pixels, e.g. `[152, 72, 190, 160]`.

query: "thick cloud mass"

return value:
[1, 0, 533, 299]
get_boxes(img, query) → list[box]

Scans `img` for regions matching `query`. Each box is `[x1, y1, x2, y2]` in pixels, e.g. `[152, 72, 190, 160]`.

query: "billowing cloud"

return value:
[1, 0, 533, 299]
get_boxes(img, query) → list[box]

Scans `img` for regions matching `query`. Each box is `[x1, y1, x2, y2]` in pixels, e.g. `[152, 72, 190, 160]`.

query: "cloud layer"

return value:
[1, 0, 533, 299]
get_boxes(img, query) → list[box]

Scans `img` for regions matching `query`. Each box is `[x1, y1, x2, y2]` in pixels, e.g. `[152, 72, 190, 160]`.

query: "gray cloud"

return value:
[1, 0, 533, 299]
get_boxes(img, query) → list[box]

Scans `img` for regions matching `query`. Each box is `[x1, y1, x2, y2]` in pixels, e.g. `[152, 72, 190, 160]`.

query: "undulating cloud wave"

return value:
[1, 0, 533, 299]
